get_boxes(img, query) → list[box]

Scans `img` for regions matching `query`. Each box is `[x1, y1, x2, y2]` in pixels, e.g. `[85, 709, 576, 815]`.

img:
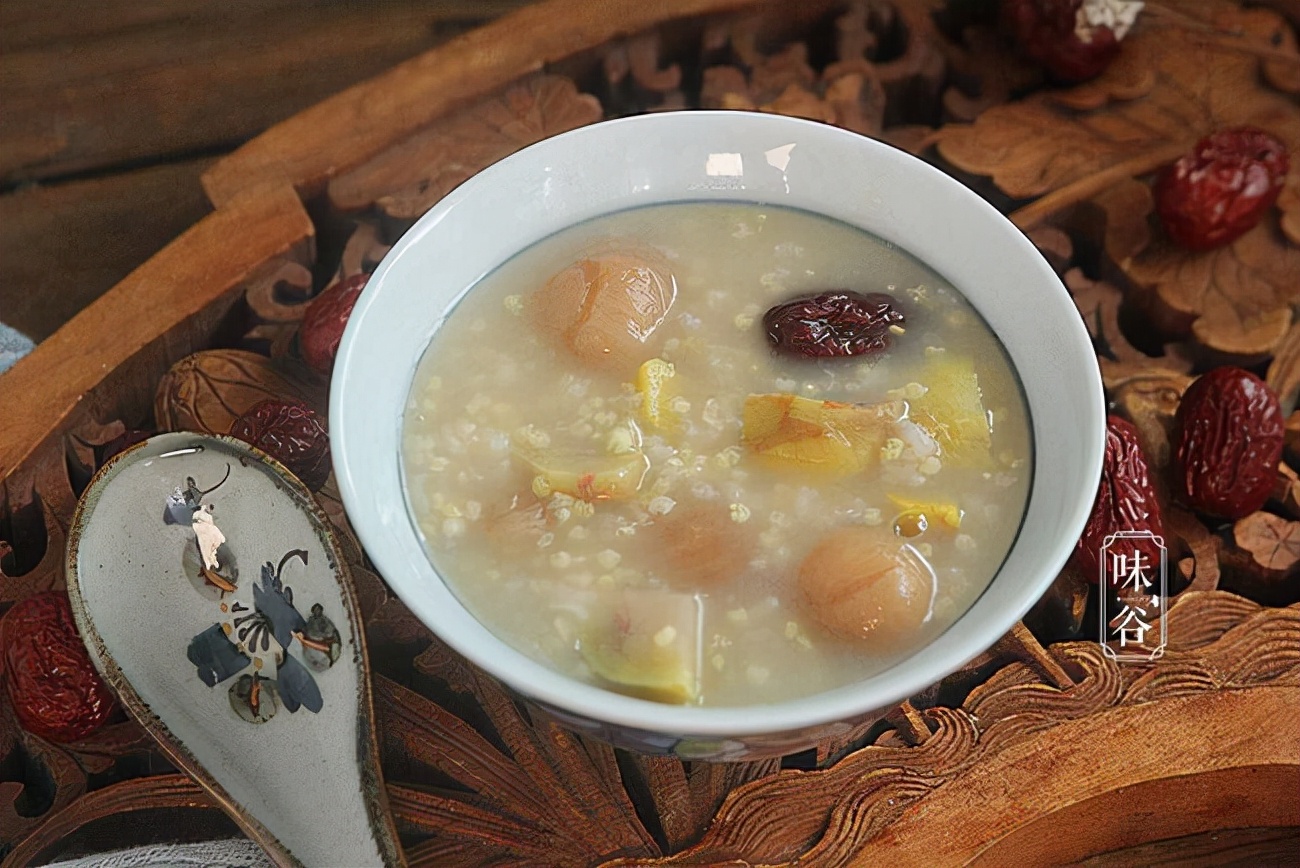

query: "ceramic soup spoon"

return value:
[66, 432, 404, 867]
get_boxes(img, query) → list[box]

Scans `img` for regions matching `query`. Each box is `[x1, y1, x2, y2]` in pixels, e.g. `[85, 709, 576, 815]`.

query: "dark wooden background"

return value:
[0, 0, 532, 342]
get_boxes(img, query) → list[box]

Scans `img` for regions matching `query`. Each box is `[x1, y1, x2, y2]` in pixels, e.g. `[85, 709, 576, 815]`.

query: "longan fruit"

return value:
[797, 526, 936, 650]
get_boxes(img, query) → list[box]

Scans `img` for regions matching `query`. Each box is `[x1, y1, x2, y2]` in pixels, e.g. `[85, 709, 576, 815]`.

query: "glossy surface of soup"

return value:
[402, 203, 1032, 706]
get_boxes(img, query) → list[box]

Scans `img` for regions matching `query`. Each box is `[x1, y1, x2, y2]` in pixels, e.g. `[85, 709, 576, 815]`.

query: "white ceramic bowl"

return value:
[332, 111, 1105, 759]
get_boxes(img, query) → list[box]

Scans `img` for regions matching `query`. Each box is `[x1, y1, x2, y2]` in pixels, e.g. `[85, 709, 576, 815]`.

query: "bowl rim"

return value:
[331, 109, 1106, 737]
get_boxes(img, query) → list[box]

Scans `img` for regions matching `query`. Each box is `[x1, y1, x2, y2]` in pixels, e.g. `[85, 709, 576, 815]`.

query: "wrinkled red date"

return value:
[2, 592, 116, 743]
[230, 398, 332, 491]
[1173, 366, 1283, 520]
[300, 273, 369, 376]
[1074, 415, 1166, 585]
[1002, 0, 1126, 83]
[763, 291, 905, 358]
[1154, 127, 1289, 251]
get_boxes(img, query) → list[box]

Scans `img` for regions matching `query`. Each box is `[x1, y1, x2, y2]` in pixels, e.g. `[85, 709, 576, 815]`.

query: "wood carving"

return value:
[0, 184, 314, 483]
[1225, 512, 1300, 604]
[1128, 216, 1300, 363]
[1023, 224, 1073, 274]
[3, 775, 215, 867]
[1268, 318, 1300, 416]
[938, 0, 1300, 360]
[602, 30, 686, 115]
[241, 258, 315, 359]
[4, 0, 1300, 863]
[601, 593, 1300, 866]
[1064, 268, 1193, 391]
[200, 0, 776, 208]
[1024, 563, 1090, 639]
[699, 5, 894, 135]
[940, 23, 1041, 122]
[328, 75, 603, 228]
[337, 222, 392, 284]
[1167, 505, 1223, 593]
[1273, 461, 1300, 521]
[1110, 369, 1192, 477]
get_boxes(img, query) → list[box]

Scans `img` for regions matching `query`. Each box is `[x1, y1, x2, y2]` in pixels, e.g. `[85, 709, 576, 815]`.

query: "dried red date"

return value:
[1154, 127, 1289, 251]
[2, 592, 116, 743]
[230, 398, 332, 491]
[300, 273, 368, 376]
[1174, 366, 1283, 520]
[1003, 0, 1140, 83]
[763, 291, 904, 358]
[1073, 415, 1166, 584]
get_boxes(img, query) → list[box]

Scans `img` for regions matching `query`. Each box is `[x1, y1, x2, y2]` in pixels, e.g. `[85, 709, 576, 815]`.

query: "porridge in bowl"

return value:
[402, 202, 1032, 706]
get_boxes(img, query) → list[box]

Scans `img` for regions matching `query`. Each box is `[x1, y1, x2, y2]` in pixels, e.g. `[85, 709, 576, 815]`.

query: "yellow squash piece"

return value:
[636, 357, 680, 432]
[887, 494, 963, 532]
[580, 590, 702, 704]
[512, 438, 650, 501]
[908, 356, 992, 466]
[742, 394, 902, 476]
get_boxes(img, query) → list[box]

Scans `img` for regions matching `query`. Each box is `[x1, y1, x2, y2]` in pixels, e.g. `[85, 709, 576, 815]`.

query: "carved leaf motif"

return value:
[1091, 176, 1154, 266]
[1111, 369, 1193, 475]
[375, 675, 658, 866]
[1025, 563, 1091, 639]
[1063, 268, 1192, 389]
[365, 591, 431, 648]
[699, 3, 930, 137]
[244, 261, 314, 325]
[942, 25, 1042, 121]
[613, 31, 683, 94]
[1230, 511, 1300, 592]
[412, 636, 479, 696]
[1266, 307, 1300, 417]
[868, 0, 948, 126]
[59, 720, 156, 775]
[0, 775, 214, 864]
[1068, 268, 1143, 363]
[337, 220, 391, 283]
[1023, 224, 1073, 273]
[623, 754, 781, 852]
[701, 28, 796, 101]
[0, 707, 90, 848]
[750, 43, 818, 98]
[63, 417, 128, 493]
[822, 68, 887, 136]
[0, 494, 68, 606]
[937, 2, 1300, 199]
[606, 708, 980, 867]
[1167, 505, 1222, 593]
[328, 75, 603, 221]
[1280, 173, 1300, 245]
[1234, 511, 1300, 571]
[1270, 462, 1300, 520]
[939, 2, 1300, 358]
[1128, 217, 1300, 358]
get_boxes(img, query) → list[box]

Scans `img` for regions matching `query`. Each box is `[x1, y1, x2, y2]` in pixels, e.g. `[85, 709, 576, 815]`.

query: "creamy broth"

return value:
[402, 203, 1032, 706]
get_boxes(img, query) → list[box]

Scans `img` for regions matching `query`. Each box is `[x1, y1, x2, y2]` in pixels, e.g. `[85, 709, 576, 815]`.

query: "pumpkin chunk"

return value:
[742, 393, 902, 476]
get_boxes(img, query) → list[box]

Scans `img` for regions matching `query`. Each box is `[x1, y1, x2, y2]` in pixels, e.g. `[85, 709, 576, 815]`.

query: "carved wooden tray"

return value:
[3, 0, 1299, 864]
